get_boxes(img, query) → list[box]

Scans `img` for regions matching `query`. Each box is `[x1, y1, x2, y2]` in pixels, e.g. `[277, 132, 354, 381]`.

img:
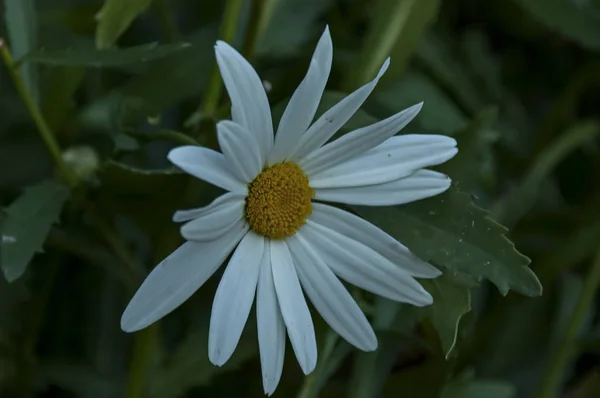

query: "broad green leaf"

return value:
[4, 0, 39, 104]
[441, 378, 516, 398]
[1, 181, 70, 282]
[353, 188, 542, 297]
[95, 0, 153, 49]
[420, 275, 471, 359]
[375, 71, 467, 134]
[119, 28, 216, 120]
[513, 0, 600, 50]
[492, 121, 599, 228]
[21, 42, 190, 67]
[257, 0, 335, 56]
[42, 66, 86, 131]
[347, 0, 440, 87]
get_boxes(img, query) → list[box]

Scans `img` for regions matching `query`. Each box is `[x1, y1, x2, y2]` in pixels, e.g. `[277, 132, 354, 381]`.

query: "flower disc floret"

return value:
[245, 162, 313, 239]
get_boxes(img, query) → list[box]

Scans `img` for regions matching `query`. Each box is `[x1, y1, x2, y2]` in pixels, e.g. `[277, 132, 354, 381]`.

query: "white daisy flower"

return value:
[121, 26, 458, 395]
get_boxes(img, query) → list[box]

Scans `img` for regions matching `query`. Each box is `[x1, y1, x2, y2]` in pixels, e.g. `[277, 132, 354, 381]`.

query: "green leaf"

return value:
[420, 275, 471, 359]
[95, 0, 153, 49]
[41, 66, 86, 131]
[4, 0, 39, 104]
[352, 188, 542, 297]
[119, 28, 216, 120]
[1, 181, 70, 282]
[347, 0, 440, 87]
[21, 42, 191, 67]
[375, 71, 467, 134]
[492, 120, 600, 228]
[441, 378, 516, 398]
[513, 0, 600, 50]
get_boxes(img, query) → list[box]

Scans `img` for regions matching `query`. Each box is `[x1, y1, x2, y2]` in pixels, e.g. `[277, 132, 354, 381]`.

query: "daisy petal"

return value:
[209, 232, 264, 366]
[181, 196, 244, 241]
[172, 192, 245, 223]
[302, 220, 433, 306]
[288, 58, 390, 161]
[269, 27, 333, 164]
[168, 146, 247, 194]
[288, 234, 377, 351]
[257, 241, 286, 395]
[215, 41, 273, 159]
[300, 103, 423, 175]
[270, 240, 317, 374]
[120, 220, 249, 332]
[309, 135, 458, 188]
[314, 169, 451, 206]
[217, 120, 263, 182]
[310, 203, 441, 278]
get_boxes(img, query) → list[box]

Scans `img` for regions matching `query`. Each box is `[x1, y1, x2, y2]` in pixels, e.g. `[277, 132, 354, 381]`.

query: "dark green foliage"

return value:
[1, 0, 599, 397]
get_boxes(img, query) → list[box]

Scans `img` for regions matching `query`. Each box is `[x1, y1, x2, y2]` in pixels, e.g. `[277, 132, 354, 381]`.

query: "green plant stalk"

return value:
[242, 0, 268, 60]
[191, 0, 244, 129]
[154, 0, 182, 42]
[126, 324, 158, 398]
[347, 0, 415, 89]
[297, 331, 340, 398]
[537, 245, 600, 398]
[126, 129, 200, 146]
[0, 39, 78, 188]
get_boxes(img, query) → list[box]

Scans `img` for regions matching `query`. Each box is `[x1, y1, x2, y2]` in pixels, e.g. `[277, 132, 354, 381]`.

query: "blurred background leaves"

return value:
[1, 0, 600, 397]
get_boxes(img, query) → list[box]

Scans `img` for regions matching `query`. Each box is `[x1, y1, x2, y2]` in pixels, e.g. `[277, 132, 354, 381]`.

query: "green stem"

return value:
[186, 0, 244, 131]
[126, 324, 158, 398]
[0, 39, 78, 188]
[154, 0, 182, 42]
[241, 0, 267, 60]
[126, 129, 199, 146]
[537, 246, 600, 398]
[87, 207, 158, 398]
[18, 257, 60, 398]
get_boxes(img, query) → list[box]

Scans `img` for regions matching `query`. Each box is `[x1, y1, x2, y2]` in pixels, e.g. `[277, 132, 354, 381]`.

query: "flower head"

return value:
[121, 26, 457, 395]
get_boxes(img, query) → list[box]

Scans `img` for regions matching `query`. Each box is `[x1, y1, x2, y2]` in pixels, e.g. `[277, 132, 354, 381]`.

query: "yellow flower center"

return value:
[245, 162, 314, 240]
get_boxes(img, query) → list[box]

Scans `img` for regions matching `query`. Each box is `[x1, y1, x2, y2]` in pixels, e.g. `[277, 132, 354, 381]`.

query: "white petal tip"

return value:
[263, 381, 278, 396]
[301, 364, 317, 376]
[208, 353, 227, 367]
[166, 145, 194, 164]
[364, 341, 378, 352]
[120, 316, 142, 333]
[375, 58, 391, 79]
[415, 293, 434, 307]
